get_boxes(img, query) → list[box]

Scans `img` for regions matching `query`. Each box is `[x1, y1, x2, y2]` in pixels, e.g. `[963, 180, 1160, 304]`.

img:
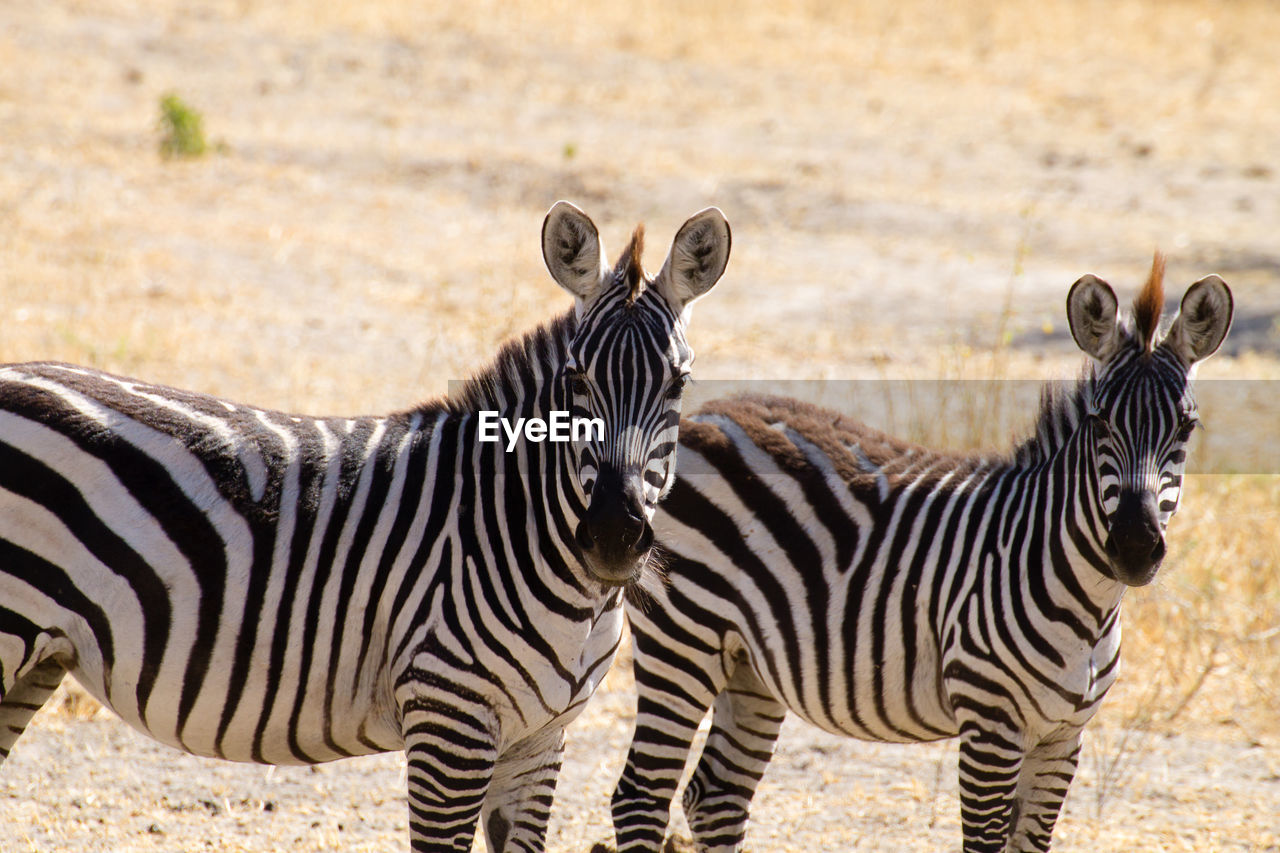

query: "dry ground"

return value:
[1, 1, 1279, 850]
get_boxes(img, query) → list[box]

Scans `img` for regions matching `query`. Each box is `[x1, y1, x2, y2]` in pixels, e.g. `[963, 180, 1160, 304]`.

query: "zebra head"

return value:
[1066, 255, 1232, 586]
[541, 202, 730, 586]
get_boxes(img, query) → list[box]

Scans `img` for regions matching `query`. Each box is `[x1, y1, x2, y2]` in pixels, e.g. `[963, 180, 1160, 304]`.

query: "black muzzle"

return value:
[575, 465, 654, 584]
[1104, 488, 1166, 586]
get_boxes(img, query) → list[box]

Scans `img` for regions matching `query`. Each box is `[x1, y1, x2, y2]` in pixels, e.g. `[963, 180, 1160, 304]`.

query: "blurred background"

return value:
[1, 1, 1277, 850]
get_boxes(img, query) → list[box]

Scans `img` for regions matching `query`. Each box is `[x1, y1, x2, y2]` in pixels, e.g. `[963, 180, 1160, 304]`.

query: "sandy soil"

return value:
[1, 1, 1278, 851]
[4, 662, 1279, 853]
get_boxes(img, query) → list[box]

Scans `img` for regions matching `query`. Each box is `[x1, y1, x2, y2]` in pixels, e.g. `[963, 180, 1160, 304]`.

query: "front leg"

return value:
[482, 726, 567, 852]
[958, 723, 1025, 853]
[401, 696, 499, 852]
[683, 663, 786, 852]
[1007, 731, 1083, 852]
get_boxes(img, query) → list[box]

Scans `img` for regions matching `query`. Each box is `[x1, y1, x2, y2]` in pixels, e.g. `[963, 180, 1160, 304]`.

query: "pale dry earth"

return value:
[3, 662, 1279, 853]
[1, 1, 1279, 851]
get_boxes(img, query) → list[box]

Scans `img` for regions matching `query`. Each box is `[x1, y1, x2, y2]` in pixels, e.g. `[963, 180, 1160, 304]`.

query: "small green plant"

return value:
[157, 92, 208, 159]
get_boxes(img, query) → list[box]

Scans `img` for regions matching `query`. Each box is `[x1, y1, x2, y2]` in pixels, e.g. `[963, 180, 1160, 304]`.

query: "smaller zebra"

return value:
[610, 257, 1232, 852]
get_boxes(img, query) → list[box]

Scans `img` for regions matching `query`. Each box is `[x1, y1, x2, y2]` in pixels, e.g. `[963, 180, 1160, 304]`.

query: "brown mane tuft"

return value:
[1133, 250, 1165, 350]
[620, 224, 645, 304]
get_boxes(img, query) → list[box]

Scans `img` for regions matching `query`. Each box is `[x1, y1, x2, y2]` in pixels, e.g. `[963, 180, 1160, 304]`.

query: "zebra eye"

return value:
[1176, 415, 1200, 441]
[1086, 412, 1112, 436]
[565, 370, 589, 397]
[666, 373, 690, 400]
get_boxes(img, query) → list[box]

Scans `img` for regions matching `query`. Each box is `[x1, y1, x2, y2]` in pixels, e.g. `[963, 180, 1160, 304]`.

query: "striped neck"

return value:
[424, 310, 602, 600]
[464, 425, 598, 605]
[437, 305, 593, 527]
[1003, 414, 1125, 620]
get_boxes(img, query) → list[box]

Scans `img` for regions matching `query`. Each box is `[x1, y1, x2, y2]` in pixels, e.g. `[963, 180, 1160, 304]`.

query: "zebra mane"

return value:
[1012, 365, 1098, 467]
[420, 309, 577, 417]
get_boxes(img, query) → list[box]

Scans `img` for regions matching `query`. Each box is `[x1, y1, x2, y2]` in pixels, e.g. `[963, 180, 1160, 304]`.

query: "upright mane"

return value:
[1015, 252, 1169, 466]
[418, 221, 650, 419]
[1011, 367, 1098, 468]
[412, 309, 578, 417]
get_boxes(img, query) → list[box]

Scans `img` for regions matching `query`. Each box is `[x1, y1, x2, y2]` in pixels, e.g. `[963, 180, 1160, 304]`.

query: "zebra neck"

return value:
[999, 426, 1125, 619]
[428, 310, 604, 605]
[462, 423, 598, 605]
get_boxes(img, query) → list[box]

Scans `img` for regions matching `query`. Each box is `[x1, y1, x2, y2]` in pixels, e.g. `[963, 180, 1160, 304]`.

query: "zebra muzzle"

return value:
[576, 468, 654, 584]
[578, 495, 652, 543]
[1104, 488, 1166, 586]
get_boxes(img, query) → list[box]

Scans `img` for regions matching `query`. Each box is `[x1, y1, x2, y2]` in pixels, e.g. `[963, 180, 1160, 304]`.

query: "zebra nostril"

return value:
[633, 523, 654, 554]
[575, 521, 596, 552]
[613, 509, 646, 547]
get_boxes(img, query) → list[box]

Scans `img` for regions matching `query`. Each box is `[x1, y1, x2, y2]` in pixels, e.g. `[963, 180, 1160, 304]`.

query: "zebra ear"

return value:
[542, 201, 608, 304]
[1165, 275, 1233, 365]
[1066, 274, 1121, 361]
[655, 208, 731, 314]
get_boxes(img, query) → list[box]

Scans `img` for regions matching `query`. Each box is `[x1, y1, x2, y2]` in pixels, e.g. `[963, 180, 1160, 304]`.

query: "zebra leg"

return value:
[957, 724, 1026, 853]
[1007, 732, 1083, 852]
[0, 658, 67, 765]
[480, 725, 566, 852]
[682, 663, 785, 853]
[401, 708, 499, 852]
[612, 631, 729, 852]
[612, 692, 710, 852]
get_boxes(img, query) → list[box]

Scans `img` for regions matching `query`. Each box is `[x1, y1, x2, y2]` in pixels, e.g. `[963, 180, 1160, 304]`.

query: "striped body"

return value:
[0, 361, 621, 764]
[0, 203, 732, 852]
[611, 265, 1232, 853]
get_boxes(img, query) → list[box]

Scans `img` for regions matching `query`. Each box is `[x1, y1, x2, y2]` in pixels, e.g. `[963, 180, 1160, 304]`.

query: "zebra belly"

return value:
[57, 634, 402, 765]
[742, 628, 960, 745]
[643, 569, 959, 746]
[691, 560, 959, 745]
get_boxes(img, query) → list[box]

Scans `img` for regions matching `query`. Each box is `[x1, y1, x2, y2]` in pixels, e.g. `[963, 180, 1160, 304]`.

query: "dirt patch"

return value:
[4, 667, 1279, 852]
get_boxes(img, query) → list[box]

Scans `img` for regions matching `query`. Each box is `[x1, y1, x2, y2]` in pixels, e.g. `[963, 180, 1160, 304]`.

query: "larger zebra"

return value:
[0, 202, 730, 852]
[611, 258, 1231, 852]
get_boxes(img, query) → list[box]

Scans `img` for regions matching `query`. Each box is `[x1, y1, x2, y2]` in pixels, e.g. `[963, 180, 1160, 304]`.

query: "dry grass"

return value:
[1117, 475, 1280, 740]
[2, 0, 1279, 849]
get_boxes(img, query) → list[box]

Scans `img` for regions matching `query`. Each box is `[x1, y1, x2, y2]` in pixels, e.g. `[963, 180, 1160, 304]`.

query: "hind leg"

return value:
[1, 623, 76, 766]
[682, 663, 785, 853]
[0, 658, 67, 765]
